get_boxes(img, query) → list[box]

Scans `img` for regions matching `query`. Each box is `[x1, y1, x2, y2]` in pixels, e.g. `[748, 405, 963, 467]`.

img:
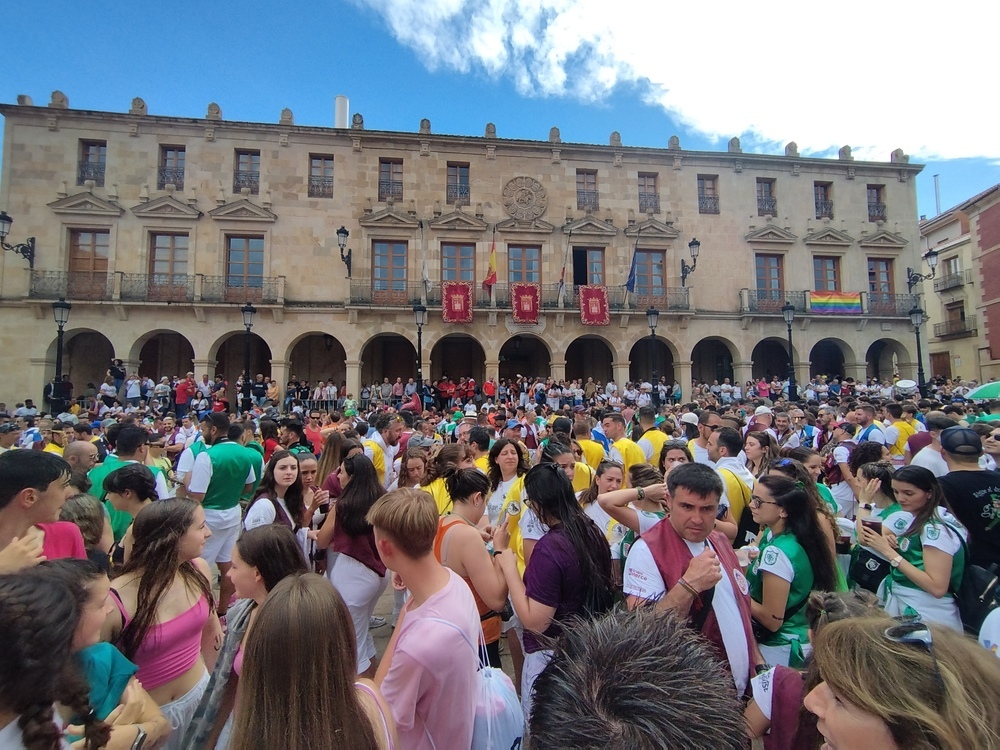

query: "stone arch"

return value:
[359, 333, 417, 386]
[212, 332, 273, 405]
[751, 336, 796, 380]
[809, 337, 854, 379]
[566, 335, 615, 384]
[690, 336, 740, 384]
[430, 334, 486, 383]
[129, 330, 195, 380]
[866, 338, 911, 382]
[628, 335, 677, 386]
[46, 329, 116, 396]
[287, 333, 348, 390]
[499, 334, 551, 382]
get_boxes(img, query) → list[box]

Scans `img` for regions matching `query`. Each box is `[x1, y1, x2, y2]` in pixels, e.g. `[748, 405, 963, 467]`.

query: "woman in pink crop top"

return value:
[316, 455, 389, 678]
[230, 574, 396, 750]
[0, 449, 86, 573]
[107, 498, 221, 750]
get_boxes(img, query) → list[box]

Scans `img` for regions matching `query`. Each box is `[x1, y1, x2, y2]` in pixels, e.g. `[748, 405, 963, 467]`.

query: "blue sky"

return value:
[3, 0, 998, 218]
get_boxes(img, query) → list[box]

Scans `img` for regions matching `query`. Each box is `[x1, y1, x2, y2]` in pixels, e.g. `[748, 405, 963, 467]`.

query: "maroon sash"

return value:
[763, 665, 804, 750]
[642, 522, 760, 690]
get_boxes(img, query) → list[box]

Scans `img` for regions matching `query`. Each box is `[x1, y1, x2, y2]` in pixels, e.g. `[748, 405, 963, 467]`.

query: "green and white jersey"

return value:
[748, 529, 813, 649]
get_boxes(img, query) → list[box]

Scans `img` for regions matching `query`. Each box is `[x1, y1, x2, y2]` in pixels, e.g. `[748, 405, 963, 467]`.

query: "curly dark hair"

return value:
[0, 571, 110, 750]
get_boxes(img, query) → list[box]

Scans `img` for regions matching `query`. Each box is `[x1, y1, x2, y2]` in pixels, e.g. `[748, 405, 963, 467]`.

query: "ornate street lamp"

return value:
[241, 302, 257, 413]
[782, 301, 797, 402]
[680, 237, 700, 287]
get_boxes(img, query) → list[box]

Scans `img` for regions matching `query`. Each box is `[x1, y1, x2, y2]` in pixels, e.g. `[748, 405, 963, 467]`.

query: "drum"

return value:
[894, 379, 918, 398]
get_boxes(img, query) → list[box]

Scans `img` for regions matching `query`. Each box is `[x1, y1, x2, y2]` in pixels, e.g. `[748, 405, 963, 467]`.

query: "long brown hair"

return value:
[114, 499, 215, 660]
[250, 450, 306, 530]
[230, 574, 380, 750]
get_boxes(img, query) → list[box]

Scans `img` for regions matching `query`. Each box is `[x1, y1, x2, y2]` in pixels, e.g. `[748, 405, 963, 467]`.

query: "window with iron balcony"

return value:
[576, 170, 599, 212]
[158, 146, 185, 190]
[447, 163, 470, 206]
[638, 173, 659, 213]
[379, 159, 403, 202]
[756, 178, 777, 216]
[697, 175, 719, 214]
[233, 150, 260, 194]
[814, 182, 834, 219]
[867, 184, 886, 222]
[308, 155, 334, 198]
[78, 140, 106, 186]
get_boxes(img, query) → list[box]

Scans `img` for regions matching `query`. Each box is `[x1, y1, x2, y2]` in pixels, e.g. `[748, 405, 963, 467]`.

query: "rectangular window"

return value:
[586, 248, 604, 285]
[756, 178, 777, 216]
[638, 173, 659, 214]
[635, 250, 665, 298]
[814, 181, 834, 218]
[446, 163, 470, 206]
[755, 254, 783, 294]
[576, 169, 599, 211]
[867, 184, 886, 221]
[78, 140, 106, 186]
[698, 175, 720, 214]
[372, 241, 408, 304]
[226, 235, 265, 290]
[508, 245, 541, 283]
[68, 229, 110, 299]
[867, 257, 894, 295]
[441, 242, 475, 282]
[378, 159, 403, 202]
[158, 146, 185, 190]
[942, 256, 960, 276]
[233, 150, 260, 194]
[308, 155, 334, 198]
[148, 233, 189, 301]
[813, 256, 841, 291]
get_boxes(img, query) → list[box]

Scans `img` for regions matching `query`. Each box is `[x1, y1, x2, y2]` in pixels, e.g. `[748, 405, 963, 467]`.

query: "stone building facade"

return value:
[0, 92, 926, 406]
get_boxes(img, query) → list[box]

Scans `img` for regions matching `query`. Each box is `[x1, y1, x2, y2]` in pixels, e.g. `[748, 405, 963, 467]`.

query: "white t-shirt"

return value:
[520, 505, 548, 541]
[623, 536, 750, 694]
[244, 495, 310, 554]
[583, 502, 627, 560]
[910, 446, 949, 477]
[691, 441, 715, 469]
[858, 424, 886, 445]
[120, 459, 171, 500]
[978, 608, 1000, 658]
[486, 477, 516, 526]
[756, 541, 795, 583]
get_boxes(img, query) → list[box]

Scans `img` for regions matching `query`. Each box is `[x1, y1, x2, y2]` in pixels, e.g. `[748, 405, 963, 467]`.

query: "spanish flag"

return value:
[483, 232, 497, 291]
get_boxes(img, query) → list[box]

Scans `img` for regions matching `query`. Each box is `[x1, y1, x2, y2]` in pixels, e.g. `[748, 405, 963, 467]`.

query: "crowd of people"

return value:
[4, 360, 1000, 749]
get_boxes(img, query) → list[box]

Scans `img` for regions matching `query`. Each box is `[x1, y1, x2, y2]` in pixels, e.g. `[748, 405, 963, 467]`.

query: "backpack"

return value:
[944, 523, 1000, 636]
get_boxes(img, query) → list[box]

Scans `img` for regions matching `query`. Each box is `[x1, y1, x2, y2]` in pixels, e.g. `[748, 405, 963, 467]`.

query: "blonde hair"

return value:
[812, 616, 1000, 749]
[366, 487, 438, 559]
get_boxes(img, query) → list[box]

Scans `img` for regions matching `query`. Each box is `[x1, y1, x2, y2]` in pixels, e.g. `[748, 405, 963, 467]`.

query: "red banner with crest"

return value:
[510, 282, 540, 324]
[442, 281, 473, 323]
[579, 285, 610, 326]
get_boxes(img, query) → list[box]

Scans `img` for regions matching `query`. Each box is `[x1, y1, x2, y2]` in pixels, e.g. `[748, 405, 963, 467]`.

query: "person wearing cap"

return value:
[909, 413, 960, 478]
[745, 406, 777, 440]
[0, 423, 21, 453]
[938, 426, 1000, 571]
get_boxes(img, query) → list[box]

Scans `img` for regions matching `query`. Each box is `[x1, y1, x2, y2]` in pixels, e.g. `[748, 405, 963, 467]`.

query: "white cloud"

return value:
[358, 0, 1000, 160]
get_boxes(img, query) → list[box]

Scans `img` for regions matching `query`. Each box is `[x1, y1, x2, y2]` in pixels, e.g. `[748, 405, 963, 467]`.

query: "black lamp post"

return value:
[0, 211, 36, 268]
[680, 237, 700, 287]
[646, 306, 659, 407]
[52, 298, 71, 411]
[413, 303, 427, 392]
[906, 248, 939, 293]
[909, 306, 927, 397]
[336, 226, 352, 278]
[240, 302, 256, 413]
[781, 301, 797, 402]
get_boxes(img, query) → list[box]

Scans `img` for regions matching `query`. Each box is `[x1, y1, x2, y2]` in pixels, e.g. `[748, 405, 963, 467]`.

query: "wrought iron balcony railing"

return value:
[743, 290, 807, 314]
[233, 170, 260, 194]
[868, 202, 887, 222]
[157, 167, 185, 190]
[698, 195, 720, 214]
[77, 161, 105, 187]
[815, 200, 834, 219]
[638, 192, 660, 214]
[29, 271, 280, 305]
[446, 183, 471, 206]
[378, 180, 403, 203]
[933, 316, 977, 338]
[308, 176, 334, 198]
[933, 269, 972, 292]
[757, 196, 778, 216]
[867, 292, 918, 317]
[577, 189, 599, 212]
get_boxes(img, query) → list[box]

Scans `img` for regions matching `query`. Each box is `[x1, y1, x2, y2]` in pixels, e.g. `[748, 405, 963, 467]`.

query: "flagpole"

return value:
[489, 224, 497, 308]
[559, 227, 573, 309]
[419, 220, 428, 305]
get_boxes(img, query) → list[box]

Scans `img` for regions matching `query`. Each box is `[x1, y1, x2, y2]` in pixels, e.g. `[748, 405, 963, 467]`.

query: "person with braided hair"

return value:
[0, 572, 110, 750]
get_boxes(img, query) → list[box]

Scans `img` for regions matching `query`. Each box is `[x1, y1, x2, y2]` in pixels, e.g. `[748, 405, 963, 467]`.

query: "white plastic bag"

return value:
[472, 666, 523, 750]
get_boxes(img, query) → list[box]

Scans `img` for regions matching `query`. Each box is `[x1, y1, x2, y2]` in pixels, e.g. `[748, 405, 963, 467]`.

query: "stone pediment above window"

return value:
[859, 228, 907, 249]
[624, 218, 679, 241]
[358, 206, 420, 229]
[427, 209, 488, 232]
[47, 192, 124, 217]
[130, 195, 202, 220]
[563, 216, 618, 237]
[494, 217, 555, 234]
[803, 227, 855, 247]
[208, 199, 277, 223]
[744, 224, 797, 244]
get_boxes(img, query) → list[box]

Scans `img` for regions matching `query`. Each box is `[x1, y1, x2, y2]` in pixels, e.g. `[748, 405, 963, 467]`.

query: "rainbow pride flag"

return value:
[810, 291, 862, 314]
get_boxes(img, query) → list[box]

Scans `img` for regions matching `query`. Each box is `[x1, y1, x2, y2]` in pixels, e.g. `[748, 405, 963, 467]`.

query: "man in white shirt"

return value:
[690, 410, 722, 468]
[855, 404, 886, 445]
[910, 413, 956, 477]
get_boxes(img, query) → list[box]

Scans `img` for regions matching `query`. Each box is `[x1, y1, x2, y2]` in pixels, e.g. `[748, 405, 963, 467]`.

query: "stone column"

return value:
[270, 360, 289, 407]
[612, 361, 631, 389]
[794, 362, 811, 390]
[551, 361, 567, 382]
[30, 357, 54, 408]
[734, 360, 754, 389]
[675, 360, 693, 404]
[191, 359, 217, 378]
[485, 359, 500, 382]
[844, 361, 868, 383]
[346, 360, 362, 400]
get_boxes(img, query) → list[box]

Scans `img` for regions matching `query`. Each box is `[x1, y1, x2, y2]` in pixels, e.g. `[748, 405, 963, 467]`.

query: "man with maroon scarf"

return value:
[623, 462, 761, 696]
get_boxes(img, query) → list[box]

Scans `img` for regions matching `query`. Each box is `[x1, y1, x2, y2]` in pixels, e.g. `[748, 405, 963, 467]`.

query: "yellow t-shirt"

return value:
[718, 468, 752, 526]
[578, 438, 606, 470]
[497, 475, 528, 576]
[638, 429, 668, 466]
[474, 455, 490, 474]
[363, 439, 387, 486]
[612, 438, 646, 476]
[43, 443, 64, 456]
[572, 461, 595, 494]
[425, 477, 453, 516]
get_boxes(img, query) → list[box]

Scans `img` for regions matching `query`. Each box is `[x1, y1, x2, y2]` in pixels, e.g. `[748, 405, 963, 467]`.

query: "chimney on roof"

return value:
[335, 96, 349, 129]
